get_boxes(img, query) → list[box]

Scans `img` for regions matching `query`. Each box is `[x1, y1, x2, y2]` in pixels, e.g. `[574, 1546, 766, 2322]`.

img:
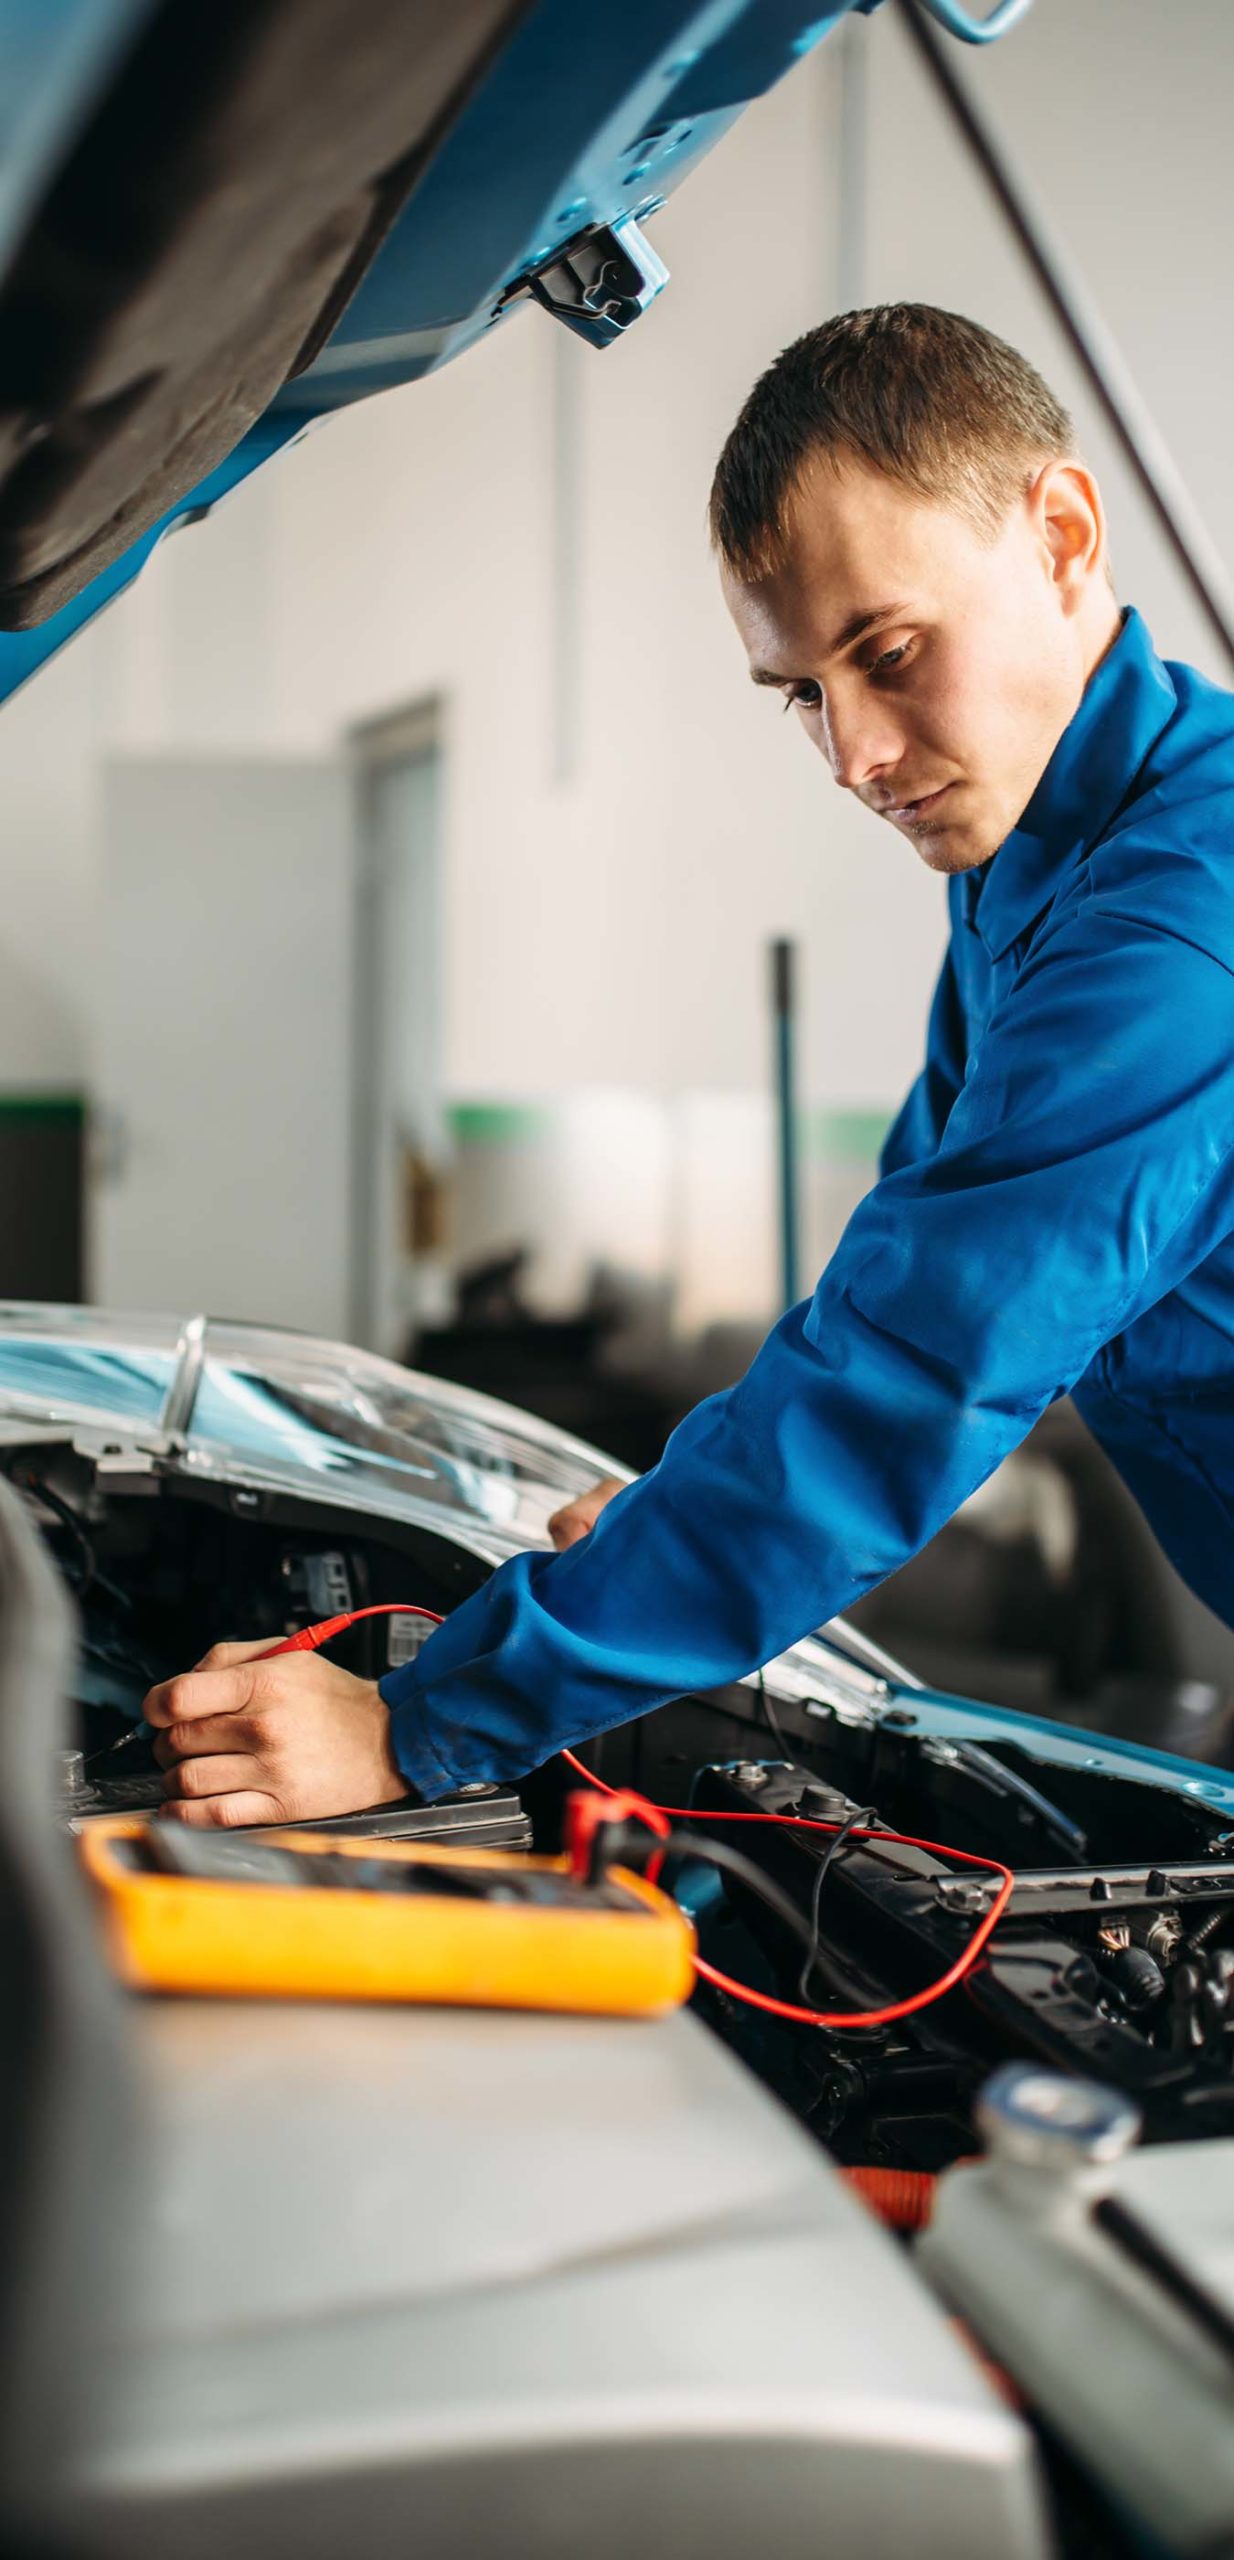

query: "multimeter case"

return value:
[80, 1815, 696, 2016]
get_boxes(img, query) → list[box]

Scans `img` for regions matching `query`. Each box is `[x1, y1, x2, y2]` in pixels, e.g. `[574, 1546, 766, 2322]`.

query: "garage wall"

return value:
[102, 35, 928, 1116]
[1, 0, 1232, 1324]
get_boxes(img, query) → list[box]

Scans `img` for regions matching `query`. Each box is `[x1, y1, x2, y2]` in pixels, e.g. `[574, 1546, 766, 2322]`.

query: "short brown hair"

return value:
[709, 303, 1075, 577]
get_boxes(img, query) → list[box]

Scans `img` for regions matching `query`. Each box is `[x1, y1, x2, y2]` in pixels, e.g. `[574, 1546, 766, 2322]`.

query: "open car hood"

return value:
[7, 1301, 1234, 1843]
[0, 0, 879, 700]
[0, 1301, 629, 1563]
[0, 1299, 913, 1720]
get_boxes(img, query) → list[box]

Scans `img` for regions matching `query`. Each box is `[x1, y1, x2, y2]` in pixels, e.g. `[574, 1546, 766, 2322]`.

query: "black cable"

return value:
[593, 1802, 925, 2021]
[20, 1473, 97, 1597]
[798, 1805, 877, 2004]
[629, 1681, 883, 2007]
[658, 1829, 838, 1974]
[20, 1471, 135, 1617]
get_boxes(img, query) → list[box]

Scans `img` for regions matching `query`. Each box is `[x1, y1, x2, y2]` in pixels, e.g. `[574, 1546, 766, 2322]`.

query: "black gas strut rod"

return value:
[898, 0, 1234, 677]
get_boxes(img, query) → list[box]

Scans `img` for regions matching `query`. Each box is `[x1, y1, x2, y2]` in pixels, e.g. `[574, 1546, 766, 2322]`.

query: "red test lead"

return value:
[259, 1603, 444, 1659]
[241, 1627, 1013, 2031]
[559, 1746, 1014, 2034]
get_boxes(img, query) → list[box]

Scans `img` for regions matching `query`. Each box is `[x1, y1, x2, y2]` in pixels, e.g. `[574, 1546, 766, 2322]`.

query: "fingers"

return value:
[143, 1662, 261, 1731]
[548, 1476, 625, 1550]
[160, 1790, 282, 1829]
[191, 1637, 280, 1671]
[161, 1753, 266, 1801]
[152, 1713, 265, 1765]
[142, 1648, 399, 1828]
[549, 1501, 589, 1551]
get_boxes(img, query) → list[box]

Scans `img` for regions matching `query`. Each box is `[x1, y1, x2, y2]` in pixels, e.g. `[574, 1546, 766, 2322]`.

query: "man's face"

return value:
[721, 451, 1096, 874]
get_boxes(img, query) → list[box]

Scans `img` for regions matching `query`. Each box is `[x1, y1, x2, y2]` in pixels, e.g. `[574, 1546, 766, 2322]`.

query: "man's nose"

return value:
[817, 693, 904, 794]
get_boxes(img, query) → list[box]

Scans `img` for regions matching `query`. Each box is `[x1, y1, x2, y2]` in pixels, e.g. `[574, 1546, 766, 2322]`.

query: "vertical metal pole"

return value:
[347, 757, 380, 1351]
[771, 938, 801, 1311]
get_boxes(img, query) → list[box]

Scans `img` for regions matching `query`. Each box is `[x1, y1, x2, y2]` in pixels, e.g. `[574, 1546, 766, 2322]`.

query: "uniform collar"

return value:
[969, 606, 1177, 960]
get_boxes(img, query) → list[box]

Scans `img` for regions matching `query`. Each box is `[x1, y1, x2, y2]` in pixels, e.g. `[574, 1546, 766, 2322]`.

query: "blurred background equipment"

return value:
[0, 1096, 84, 1300]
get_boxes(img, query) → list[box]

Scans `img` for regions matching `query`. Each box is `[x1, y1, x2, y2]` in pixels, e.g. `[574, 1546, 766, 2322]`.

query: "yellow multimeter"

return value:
[78, 1815, 696, 2017]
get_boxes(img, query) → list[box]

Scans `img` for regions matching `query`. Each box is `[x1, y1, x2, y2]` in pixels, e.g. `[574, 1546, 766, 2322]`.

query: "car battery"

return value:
[60, 1750, 531, 1851]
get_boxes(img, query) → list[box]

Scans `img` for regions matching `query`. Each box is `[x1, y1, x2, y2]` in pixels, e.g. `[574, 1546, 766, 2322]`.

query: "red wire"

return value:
[257, 1628, 1011, 2031]
[559, 1747, 1013, 2032]
[259, 1603, 444, 1659]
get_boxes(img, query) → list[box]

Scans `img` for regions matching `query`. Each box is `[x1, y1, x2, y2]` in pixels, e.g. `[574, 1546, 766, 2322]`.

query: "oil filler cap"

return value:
[975, 2063, 1142, 2174]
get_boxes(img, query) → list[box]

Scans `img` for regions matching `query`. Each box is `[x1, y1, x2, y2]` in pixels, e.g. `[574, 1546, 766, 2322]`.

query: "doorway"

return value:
[349, 700, 446, 1356]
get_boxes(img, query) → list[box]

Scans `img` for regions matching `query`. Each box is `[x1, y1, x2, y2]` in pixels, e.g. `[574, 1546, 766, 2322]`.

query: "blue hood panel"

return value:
[0, 0, 874, 702]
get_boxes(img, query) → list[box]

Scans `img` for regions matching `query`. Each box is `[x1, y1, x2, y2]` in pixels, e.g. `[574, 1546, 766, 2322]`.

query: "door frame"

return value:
[347, 696, 445, 1351]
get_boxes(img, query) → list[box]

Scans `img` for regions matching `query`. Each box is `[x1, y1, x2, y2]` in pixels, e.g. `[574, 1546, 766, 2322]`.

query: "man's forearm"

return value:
[378, 1292, 1020, 1800]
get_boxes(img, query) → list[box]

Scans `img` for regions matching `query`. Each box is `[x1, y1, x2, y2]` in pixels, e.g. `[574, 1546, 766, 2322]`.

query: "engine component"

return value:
[921, 2064, 1234, 2559]
[280, 1548, 354, 1621]
[1095, 1935, 1165, 2012]
[22, 1448, 524, 1848]
[689, 1756, 1234, 2162]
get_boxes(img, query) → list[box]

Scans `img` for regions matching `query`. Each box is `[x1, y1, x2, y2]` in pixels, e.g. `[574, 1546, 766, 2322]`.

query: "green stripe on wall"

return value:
[803, 1107, 891, 1162]
[448, 1102, 554, 1145]
[448, 1100, 892, 1158]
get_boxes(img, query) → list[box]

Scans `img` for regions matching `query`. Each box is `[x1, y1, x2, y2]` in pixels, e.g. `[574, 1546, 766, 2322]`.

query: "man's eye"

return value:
[867, 641, 912, 677]
[783, 681, 821, 714]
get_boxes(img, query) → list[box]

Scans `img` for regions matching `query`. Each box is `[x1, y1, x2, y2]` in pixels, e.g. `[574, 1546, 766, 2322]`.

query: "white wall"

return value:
[1, 0, 1232, 1326]
[95, 757, 354, 1335]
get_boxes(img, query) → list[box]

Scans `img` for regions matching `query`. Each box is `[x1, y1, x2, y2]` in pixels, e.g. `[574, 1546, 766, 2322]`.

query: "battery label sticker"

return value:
[387, 1612, 433, 1668]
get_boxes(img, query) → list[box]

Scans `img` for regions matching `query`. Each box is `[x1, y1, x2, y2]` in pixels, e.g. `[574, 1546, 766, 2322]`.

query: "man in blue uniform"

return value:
[147, 304, 1234, 1825]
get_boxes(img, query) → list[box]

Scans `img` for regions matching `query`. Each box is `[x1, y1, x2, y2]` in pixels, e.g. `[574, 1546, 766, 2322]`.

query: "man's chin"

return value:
[912, 828, 992, 877]
[885, 813, 976, 874]
[900, 800, 1001, 876]
[879, 786, 1004, 875]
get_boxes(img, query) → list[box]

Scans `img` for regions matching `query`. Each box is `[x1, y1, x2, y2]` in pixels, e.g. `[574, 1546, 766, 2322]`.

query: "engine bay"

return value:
[16, 1433, 1234, 2176]
[687, 1752, 1234, 2162]
[13, 1438, 532, 1848]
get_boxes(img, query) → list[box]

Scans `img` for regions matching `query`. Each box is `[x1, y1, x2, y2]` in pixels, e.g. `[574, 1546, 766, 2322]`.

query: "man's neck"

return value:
[1079, 587, 1124, 689]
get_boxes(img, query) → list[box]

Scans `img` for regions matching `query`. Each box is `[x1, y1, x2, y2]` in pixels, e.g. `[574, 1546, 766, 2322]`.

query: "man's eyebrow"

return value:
[749, 603, 909, 686]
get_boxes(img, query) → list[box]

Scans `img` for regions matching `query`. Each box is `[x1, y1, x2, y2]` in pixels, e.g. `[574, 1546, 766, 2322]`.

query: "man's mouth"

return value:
[881, 783, 953, 825]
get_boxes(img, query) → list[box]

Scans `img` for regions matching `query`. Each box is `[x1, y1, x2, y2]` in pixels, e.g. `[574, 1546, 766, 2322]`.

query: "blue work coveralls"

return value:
[385, 608, 1234, 1800]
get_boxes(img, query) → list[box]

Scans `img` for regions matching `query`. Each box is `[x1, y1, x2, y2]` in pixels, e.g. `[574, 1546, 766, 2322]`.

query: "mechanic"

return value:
[145, 302, 1234, 1827]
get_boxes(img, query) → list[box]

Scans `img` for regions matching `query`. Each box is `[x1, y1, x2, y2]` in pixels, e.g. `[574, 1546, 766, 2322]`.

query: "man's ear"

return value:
[1030, 459, 1108, 613]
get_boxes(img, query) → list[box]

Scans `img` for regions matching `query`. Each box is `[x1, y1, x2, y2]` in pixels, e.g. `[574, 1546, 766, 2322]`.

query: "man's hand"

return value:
[144, 1640, 408, 1828]
[547, 1474, 626, 1551]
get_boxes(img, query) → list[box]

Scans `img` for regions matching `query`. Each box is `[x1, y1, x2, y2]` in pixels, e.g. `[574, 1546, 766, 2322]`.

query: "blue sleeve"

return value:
[384, 900, 1234, 1799]
[879, 928, 967, 1179]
